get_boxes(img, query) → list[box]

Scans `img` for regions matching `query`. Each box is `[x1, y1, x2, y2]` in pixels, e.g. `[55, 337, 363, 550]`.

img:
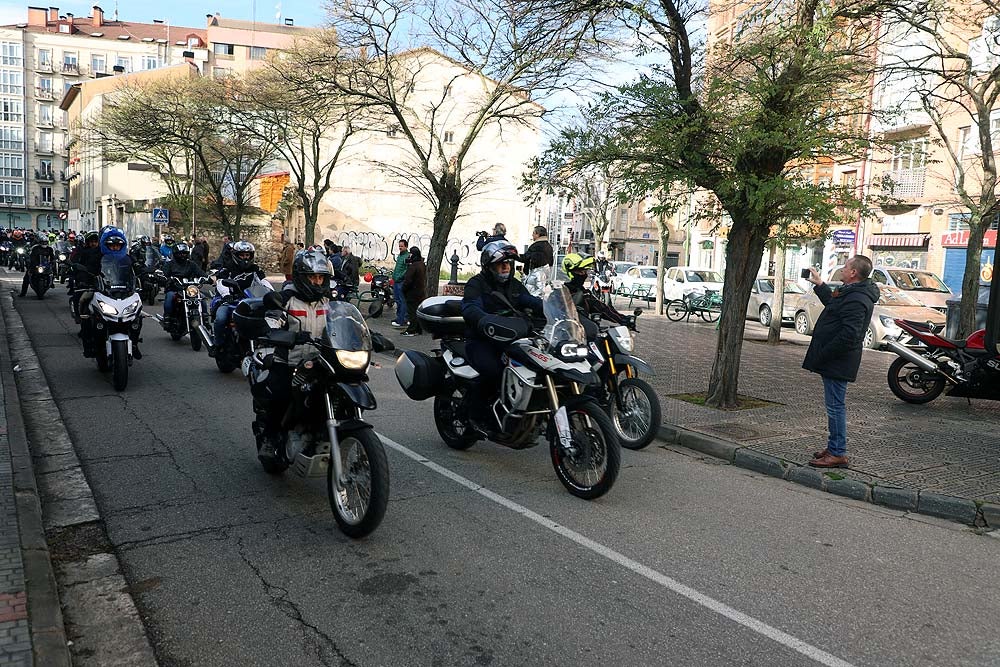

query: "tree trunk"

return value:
[302, 192, 319, 246]
[958, 221, 987, 338]
[655, 215, 669, 315]
[767, 242, 786, 345]
[705, 219, 768, 409]
[425, 195, 460, 296]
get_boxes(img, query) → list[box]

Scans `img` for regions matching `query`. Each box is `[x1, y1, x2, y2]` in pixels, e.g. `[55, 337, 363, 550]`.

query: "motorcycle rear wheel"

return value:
[433, 389, 479, 450]
[189, 317, 202, 351]
[215, 350, 239, 373]
[550, 401, 620, 499]
[111, 339, 129, 391]
[328, 426, 390, 538]
[887, 356, 946, 404]
[610, 377, 661, 450]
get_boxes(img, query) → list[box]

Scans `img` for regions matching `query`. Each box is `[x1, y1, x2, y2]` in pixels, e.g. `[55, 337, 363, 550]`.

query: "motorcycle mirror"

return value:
[633, 308, 643, 317]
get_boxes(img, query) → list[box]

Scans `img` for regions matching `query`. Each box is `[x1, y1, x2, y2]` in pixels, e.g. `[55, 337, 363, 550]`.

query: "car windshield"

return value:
[886, 269, 950, 292]
[323, 301, 372, 351]
[543, 286, 586, 348]
[639, 268, 658, 279]
[758, 280, 805, 294]
[100, 255, 135, 293]
[878, 286, 923, 306]
[686, 270, 723, 282]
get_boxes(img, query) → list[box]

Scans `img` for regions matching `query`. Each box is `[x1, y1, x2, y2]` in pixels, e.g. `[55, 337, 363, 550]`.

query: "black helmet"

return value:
[232, 240, 255, 271]
[139, 235, 151, 247]
[480, 240, 518, 283]
[292, 249, 331, 303]
[85, 231, 99, 244]
[173, 242, 190, 262]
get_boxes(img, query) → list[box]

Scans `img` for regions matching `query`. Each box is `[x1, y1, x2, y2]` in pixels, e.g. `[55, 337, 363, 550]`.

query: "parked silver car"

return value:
[828, 265, 953, 311]
[794, 283, 946, 349]
[745, 277, 805, 326]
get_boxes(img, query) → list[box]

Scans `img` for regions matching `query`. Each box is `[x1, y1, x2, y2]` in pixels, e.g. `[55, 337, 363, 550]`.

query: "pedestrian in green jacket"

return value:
[391, 239, 411, 327]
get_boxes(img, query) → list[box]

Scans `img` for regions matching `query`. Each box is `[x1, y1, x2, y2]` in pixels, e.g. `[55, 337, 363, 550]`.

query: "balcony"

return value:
[61, 63, 80, 76]
[33, 196, 54, 208]
[34, 142, 54, 155]
[35, 87, 54, 101]
[885, 168, 926, 199]
[36, 116, 53, 128]
[59, 170, 66, 182]
[36, 60, 52, 73]
[34, 168, 54, 181]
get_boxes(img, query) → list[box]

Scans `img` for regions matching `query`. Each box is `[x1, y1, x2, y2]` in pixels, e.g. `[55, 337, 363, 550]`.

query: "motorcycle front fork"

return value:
[324, 393, 345, 488]
[547, 376, 582, 452]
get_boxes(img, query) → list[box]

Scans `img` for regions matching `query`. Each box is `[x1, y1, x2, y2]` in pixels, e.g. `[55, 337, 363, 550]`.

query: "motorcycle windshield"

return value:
[244, 276, 274, 298]
[543, 286, 586, 348]
[101, 256, 135, 293]
[143, 247, 159, 268]
[323, 301, 372, 351]
[54, 241, 71, 254]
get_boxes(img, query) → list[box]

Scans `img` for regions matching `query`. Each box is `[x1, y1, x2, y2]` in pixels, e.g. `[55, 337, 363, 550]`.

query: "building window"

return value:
[37, 49, 50, 67]
[0, 98, 22, 122]
[387, 124, 398, 138]
[212, 67, 232, 79]
[37, 131, 52, 152]
[250, 46, 267, 60]
[58, 24, 69, 33]
[214, 43, 235, 56]
[63, 82, 73, 95]
[116, 56, 131, 73]
[891, 137, 927, 172]
[0, 70, 22, 95]
[0, 179, 24, 204]
[40, 185, 52, 204]
[62, 52, 78, 74]
[443, 131, 454, 143]
[0, 42, 22, 66]
[141, 56, 158, 70]
[948, 212, 1000, 232]
[0, 154, 23, 178]
[91, 54, 105, 74]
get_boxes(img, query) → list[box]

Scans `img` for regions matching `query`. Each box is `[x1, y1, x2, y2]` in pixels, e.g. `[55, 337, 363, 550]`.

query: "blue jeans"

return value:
[214, 303, 235, 343]
[823, 376, 848, 456]
[393, 282, 408, 324]
[163, 291, 177, 317]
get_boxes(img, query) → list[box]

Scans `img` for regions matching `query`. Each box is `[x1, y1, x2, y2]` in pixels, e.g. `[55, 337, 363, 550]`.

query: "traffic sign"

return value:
[57, 211, 67, 220]
[152, 207, 169, 224]
[832, 229, 856, 246]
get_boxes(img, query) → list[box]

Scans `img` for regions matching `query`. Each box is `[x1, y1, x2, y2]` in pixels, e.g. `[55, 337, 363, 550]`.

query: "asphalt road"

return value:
[6, 277, 1000, 667]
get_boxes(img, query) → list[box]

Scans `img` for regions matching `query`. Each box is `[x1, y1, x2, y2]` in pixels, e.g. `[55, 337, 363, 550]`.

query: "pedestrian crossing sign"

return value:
[152, 207, 169, 224]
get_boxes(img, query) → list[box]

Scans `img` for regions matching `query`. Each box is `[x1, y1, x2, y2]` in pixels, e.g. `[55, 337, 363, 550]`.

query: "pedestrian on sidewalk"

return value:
[802, 256, 879, 468]
[391, 239, 410, 328]
[401, 247, 426, 337]
[279, 234, 296, 281]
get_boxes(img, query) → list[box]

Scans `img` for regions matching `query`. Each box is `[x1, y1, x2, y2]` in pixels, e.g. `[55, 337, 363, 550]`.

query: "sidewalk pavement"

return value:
[366, 292, 1000, 528]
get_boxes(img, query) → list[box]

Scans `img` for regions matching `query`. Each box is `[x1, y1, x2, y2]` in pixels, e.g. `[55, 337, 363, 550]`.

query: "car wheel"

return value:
[863, 324, 877, 349]
[794, 311, 812, 335]
[758, 305, 772, 327]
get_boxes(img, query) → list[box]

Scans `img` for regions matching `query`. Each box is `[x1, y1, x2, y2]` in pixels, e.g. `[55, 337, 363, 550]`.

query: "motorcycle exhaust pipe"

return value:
[884, 340, 958, 384]
[197, 324, 215, 350]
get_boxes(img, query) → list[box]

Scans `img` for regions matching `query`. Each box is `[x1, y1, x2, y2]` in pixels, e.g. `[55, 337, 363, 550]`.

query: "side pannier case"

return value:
[395, 350, 446, 401]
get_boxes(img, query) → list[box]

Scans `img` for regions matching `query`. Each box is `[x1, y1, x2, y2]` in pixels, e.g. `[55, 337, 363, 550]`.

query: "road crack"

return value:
[236, 535, 357, 667]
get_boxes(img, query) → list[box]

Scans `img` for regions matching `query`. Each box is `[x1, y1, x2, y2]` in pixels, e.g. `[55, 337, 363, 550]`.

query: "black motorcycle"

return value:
[10, 244, 26, 271]
[138, 247, 161, 306]
[0, 241, 9, 266]
[243, 301, 389, 538]
[157, 275, 211, 351]
[28, 258, 53, 299]
[207, 275, 274, 373]
[53, 241, 72, 284]
[362, 267, 394, 318]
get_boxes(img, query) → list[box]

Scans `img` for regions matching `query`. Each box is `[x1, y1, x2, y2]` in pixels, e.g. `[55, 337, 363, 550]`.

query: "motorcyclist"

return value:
[9, 228, 25, 268]
[563, 253, 627, 327]
[210, 240, 267, 356]
[94, 228, 144, 359]
[595, 251, 613, 276]
[159, 234, 175, 259]
[254, 249, 334, 461]
[19, 235, 55, 297]
[159, 242, 206, 325]
[460, 241, 543, 431]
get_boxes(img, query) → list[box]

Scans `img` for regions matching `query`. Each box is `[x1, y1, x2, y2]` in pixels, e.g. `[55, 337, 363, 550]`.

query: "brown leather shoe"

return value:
[812, 448, 829, 459]
[808, 453, 849, 468]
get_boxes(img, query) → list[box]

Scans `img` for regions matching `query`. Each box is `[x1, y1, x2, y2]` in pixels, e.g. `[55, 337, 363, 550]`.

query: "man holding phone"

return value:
[801, 256, 879, 468]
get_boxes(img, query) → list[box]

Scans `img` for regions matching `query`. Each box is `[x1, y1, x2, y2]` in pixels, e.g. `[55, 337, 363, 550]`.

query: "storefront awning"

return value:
[868, 233, 930, 248]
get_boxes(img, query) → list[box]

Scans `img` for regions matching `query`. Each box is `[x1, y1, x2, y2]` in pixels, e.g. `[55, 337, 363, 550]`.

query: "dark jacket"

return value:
[72, 246, 103, 286]
[341, 254, 360, 287]
[802, 280, 879, 382]
[162, 258, 207, 282]
[191, 242, 207, 270]
[520, 239, 553, 272]
[401, 252, 427, 302]
[476, 233, 507, 251]
[461, 270, 543, 340]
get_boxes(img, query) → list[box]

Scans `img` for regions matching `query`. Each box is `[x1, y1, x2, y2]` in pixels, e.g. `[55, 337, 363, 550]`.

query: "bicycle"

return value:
[666, 289, 722, 323]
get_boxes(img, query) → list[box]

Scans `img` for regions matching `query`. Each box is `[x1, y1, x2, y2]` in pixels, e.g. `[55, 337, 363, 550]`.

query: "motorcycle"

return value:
[362, 268, 394, 318]
[28, 258, 53, 299]
[53, 241, 72, 284]
[11, 245, 26, 271]
[586, 310, 662, 450]
[75, 256, 144, 391]
[395, 287, 621, 499]
[0, 242, 11, 267]
[205, 274, 274, 373]
[591, 267, 616, 306]
[138, 247, 161, 306]
[243, 301, 389, 538]
[885, 319, 1000, 403]
[156, 275, 211, 351]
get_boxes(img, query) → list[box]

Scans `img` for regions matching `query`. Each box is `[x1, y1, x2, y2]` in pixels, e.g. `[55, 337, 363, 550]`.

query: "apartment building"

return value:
[0, 5, 207, 230]
[205, 14, 308, 79]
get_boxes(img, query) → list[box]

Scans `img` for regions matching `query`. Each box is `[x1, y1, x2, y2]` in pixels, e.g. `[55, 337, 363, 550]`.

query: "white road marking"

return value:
[380, 435, 855, 667]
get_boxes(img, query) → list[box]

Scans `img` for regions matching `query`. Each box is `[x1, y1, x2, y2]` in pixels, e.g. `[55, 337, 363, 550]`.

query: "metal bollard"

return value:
[449, 251, 460, 284]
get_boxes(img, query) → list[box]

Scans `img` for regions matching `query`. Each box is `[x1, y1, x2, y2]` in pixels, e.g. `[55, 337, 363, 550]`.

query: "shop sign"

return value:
[941, 229, 998, 248]
[701, 240, 715, 250]
[831, 229, 856, 246]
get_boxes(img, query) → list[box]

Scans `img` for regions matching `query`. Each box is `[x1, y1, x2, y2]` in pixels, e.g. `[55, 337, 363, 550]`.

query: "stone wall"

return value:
[160, 214, 287, 272]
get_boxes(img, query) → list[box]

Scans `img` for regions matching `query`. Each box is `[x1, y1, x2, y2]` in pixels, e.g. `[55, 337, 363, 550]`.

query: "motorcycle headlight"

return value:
[609, 326, 633, 353]
[558, 343, 588, 360]
[58, 253, 66, 261]
[16, 247, 24, 254]
[335, 349, 370, 370]
[36, 266, 44, 273]
[185, 285, 200, 298]
[98, 301, 118, 316]
[122, 301, 141, 317]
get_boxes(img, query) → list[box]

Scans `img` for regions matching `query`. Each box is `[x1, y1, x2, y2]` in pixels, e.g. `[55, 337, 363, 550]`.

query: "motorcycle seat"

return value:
[443, 339, 467, 359]
[936, 335, 967, 348]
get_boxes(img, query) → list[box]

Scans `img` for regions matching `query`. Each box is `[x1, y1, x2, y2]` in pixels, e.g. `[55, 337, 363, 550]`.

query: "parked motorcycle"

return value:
[28, 258, 53, 299]
[395, 287, 621, 499]
[157, 275, 211, 351]
[362, 268, 394, 318]
[75, 256, 144, 391]
[886, 319, 1000, 403]
[206, 274, 274, 373]
[586, 310, 662, 450]
[243, 302, 389, 537]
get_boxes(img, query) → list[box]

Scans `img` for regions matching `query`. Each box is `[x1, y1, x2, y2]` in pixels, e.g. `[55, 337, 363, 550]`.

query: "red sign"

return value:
[940, 229, 997, 248]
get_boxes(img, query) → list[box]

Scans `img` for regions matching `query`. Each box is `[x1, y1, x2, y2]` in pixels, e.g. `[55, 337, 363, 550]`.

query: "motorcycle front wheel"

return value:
[550, 401, 620, 499]
[887, 356, 946, 404]
[189, 317, 202, 351]
[433, 388, 479, 450]
[328, 426, 389, 538]
[610, 377, 661, 450]
[111, 339, 129, 391]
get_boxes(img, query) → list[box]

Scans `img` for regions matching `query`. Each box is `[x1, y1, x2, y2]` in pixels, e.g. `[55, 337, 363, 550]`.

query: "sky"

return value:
[0, 0, 329, 29]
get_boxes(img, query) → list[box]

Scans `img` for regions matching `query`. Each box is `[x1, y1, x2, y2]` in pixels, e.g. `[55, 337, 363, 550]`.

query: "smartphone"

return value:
[800, 268, 812, 279]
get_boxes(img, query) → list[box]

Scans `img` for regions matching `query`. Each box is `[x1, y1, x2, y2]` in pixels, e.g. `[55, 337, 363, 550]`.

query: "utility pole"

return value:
[191, 159, 196, 239]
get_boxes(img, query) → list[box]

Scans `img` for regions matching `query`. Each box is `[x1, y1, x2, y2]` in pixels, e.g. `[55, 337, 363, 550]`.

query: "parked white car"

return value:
[662, 266, 725, 301]
[617, 265, 660, 300]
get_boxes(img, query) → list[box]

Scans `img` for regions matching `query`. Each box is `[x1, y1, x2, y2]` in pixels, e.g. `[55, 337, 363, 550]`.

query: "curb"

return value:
[658, 422, 995, 529]
[0, 289, 158, 665]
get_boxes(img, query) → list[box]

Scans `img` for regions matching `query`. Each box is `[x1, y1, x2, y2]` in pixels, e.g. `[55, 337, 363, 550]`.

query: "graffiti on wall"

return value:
[334, 229, 476, 265]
